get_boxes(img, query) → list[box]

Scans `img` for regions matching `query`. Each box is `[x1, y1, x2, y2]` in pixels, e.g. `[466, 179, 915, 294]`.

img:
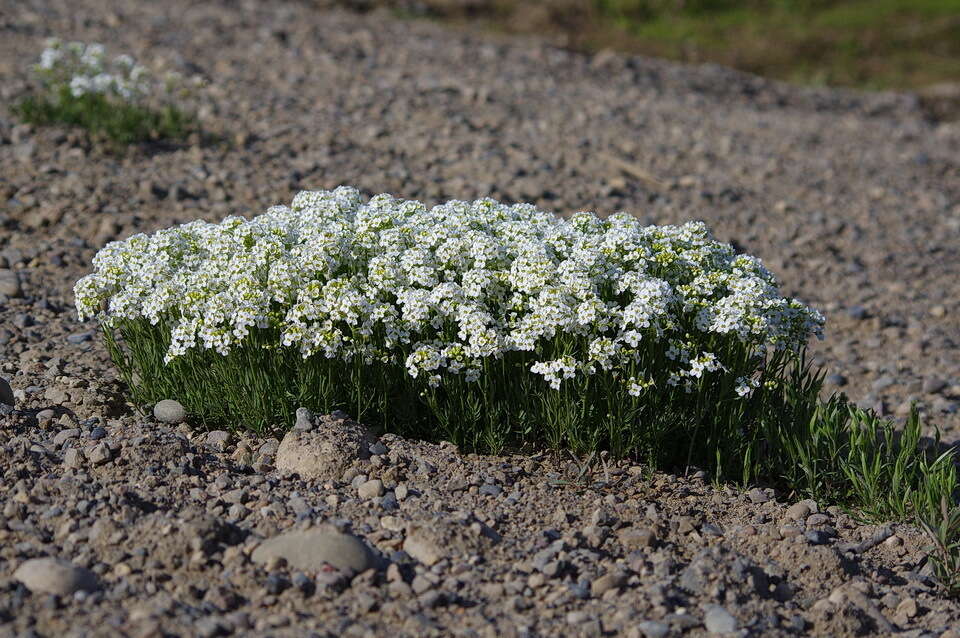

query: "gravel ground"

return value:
[1, 0, 960, 635]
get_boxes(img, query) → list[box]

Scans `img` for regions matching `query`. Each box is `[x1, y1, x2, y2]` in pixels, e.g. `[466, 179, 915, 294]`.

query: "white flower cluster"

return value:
[75, 187, 824, 396]
[33, 38, 194, 104]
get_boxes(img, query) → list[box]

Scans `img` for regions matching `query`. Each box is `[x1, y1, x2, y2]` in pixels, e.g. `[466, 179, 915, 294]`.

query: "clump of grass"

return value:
[14, 88, 193, 146]
[737, 354, 960, 595]
[919, 495, 960, 598]
[14, 38, 200, 146]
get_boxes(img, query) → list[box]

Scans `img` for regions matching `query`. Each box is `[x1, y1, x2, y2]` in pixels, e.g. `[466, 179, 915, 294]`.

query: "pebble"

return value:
[66, 331, 94, 344]
[44, 386, 70, 405]
[13, 558, 99, 596]
[292, 572, 313, 593]
[88, 426, 107, 440]
[357, 479, 385, 499]
[478, 484, 502, 497]
[591, 570, 627, 597]
[806, 513, 830, 526]
[779, 525, 803, 538]
[747, 488, 770, 503]
[195, 617, 228, 638]
[404, 528, 444, 566]
[411, 574, 434, 594]
[847, 305, 868, 320]
[566, 611, 590, 625]
[63, 448, 84, 468]
[251, 526, 377, 574]
[703, 605, 738, 634]
[87, 442, 112, 465]
[53, 428, 80, 447]
[206, 430, 231, 452]
[369, 441, 389, 456]
[635, 621, 670, 638]
[258, 438, 280, 458]
[923, 377, 948, 394]
[294, 407, 314, 431]
[618, 527, 657, 549]
[701, 523, 724, 537]
[419, 590, 444, 608]
[805, 530, 832, 545]
[569, 580, 590, 599]
[0, 269, 21, 298]
[379, 492, 399, 511]
[825, 373, 848, 387]
[785, 501, 811, 521]
[872, 375, 896, 392]
[153, 399, 187, 424]
[897, 597, 918, 618]
[0, 376, 14, 407]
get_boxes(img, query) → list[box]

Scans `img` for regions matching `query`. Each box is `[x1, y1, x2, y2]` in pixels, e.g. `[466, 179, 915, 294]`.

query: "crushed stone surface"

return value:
[1, 0, 960, 636]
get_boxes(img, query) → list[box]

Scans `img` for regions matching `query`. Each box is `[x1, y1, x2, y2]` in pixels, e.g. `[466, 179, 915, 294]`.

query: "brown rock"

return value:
[275, 416, 376, 481]
[617, 527, 657, 550]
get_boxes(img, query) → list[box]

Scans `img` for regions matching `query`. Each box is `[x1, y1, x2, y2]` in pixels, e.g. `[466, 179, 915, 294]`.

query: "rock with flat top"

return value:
[251, 526, 377, 574]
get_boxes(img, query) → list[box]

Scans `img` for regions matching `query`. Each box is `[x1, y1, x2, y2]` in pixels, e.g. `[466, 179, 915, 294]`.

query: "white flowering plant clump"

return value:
[76, 187, 824, 465]
[35, 39, 153, 102]
[15, 39, 200, 145]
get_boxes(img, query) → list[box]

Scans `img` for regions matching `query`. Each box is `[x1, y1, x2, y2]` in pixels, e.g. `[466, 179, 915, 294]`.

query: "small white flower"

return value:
[735, 376, 759, 398]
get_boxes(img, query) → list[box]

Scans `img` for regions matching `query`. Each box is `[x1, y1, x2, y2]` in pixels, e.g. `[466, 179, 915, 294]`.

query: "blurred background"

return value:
[330, 0, 960, 91]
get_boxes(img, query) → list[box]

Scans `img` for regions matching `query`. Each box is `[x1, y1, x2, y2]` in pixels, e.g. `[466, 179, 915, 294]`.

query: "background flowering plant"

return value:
[76, 187, 829, 471]
[15, 38, 200, 145]
[35, 39, 153, 102]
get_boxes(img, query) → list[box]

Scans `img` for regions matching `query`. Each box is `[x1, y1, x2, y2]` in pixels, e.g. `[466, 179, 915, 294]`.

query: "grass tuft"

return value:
[14, 88, 194, 147]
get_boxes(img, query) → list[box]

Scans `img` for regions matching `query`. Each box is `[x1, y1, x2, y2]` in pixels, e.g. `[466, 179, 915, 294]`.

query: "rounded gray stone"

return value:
[0, 269, 21, 298]
[153, 399, 186, 424]
[251, 526, 377, 574]
[294, 407, 314, 431]
[636, 621, 670, 638]
[704, 605, 738, 634]
[14, 558, 99, 596]
[0, 377, 13, 408]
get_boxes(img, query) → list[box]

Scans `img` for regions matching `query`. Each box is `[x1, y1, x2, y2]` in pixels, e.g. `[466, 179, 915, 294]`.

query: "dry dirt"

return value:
[1, 0, 960, 636]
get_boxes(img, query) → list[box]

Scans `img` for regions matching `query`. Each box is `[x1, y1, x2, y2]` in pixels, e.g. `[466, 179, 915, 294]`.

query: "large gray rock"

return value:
[251, 526, 377, 574]
[0, 376, 13, 407]
[153, 399, 186, 424]
[13, 558, 100, 596]
[275, 415, 376, 481]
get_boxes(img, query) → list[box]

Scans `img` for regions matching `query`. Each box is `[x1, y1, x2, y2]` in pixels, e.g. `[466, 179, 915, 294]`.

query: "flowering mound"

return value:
[15, 39, 199, 145]
[76, 187, 823, 462]
[36, 39, 155, 103]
